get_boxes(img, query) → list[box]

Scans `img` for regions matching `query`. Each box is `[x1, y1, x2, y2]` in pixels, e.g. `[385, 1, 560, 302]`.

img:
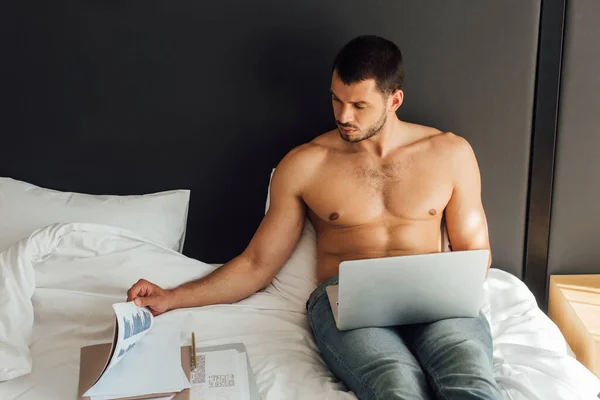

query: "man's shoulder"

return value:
[272, 131, 334, 190]
[441, 132, 476, 160]
[418, 128, 474, 158]
[279, 130, 336, 169]
[427, 131, 479, 175]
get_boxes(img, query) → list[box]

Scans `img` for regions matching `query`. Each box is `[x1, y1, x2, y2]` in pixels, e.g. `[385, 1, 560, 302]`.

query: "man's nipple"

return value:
[329, 212, 340, 221]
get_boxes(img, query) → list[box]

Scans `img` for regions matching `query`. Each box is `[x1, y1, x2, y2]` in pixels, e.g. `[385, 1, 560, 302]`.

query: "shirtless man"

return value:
[127, 35, 503, 399]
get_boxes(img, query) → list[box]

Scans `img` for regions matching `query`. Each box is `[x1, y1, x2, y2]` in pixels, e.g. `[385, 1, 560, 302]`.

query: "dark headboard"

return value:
[4, 2, 544, 291]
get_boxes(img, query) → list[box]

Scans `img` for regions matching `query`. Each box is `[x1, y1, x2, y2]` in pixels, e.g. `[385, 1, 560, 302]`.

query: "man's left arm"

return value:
[444, 136, 492, 275]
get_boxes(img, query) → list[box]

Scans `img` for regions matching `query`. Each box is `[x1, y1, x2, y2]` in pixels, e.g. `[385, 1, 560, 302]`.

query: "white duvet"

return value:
[1, 223, 599, 400]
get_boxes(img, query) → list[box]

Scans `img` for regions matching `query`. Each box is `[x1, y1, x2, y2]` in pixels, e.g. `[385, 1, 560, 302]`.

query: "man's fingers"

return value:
[127, 284, 143, 302]
[134, 294, 167, 316]
[126, 286, 138, 302]
[134, 295, 157, 308]
[126, 279, 168, 316]
[127, 279, 154, 302]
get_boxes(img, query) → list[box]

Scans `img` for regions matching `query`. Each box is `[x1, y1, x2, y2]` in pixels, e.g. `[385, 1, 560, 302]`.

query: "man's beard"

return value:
[338, 110, 388, 143]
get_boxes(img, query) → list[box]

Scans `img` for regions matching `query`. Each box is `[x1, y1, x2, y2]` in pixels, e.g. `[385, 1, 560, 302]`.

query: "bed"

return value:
[3, 0, 600, 399]
[1, 176, 600, 400]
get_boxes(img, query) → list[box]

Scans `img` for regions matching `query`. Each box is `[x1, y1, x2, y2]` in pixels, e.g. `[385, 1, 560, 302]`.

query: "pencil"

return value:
[192, 332, 197, 368]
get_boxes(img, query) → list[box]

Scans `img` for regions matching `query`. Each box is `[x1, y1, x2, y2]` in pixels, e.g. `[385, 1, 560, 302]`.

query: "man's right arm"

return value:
[127, 145, 314, 315]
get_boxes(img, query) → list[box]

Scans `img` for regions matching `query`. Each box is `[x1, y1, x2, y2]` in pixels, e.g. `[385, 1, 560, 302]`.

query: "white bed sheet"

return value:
[1, 223, 599, 400]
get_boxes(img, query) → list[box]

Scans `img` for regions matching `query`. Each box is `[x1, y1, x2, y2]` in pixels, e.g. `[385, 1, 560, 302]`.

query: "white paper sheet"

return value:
[85, 324, 190, 398]
[236, 352, 250, 400]
[103, 302, 155, 375]
[191, 349, 249, 400]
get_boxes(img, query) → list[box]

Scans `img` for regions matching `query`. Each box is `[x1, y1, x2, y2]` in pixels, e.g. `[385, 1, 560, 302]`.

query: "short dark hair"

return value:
[332, 35, 405, 95]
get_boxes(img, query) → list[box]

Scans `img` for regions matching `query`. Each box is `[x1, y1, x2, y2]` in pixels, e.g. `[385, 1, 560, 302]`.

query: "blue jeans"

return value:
[307, 275, 503, 400]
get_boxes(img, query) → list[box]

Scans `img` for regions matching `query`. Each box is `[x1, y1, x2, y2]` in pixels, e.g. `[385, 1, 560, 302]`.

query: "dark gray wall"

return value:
[2, 1, 541, 276]
[548, 0, 600, 276]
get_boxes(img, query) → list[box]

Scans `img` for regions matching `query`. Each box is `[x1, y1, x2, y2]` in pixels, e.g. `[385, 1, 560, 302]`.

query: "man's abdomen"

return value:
[315, 221, 443, 284]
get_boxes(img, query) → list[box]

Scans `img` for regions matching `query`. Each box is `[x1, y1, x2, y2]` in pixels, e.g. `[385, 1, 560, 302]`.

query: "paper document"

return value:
[83, 302, 190, 398]
[105, 302, 154, 374]
[191, 349, 250, 400]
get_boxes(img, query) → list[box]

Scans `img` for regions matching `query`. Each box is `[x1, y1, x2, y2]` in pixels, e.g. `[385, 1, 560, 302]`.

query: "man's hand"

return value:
[126, 279, 175, 316]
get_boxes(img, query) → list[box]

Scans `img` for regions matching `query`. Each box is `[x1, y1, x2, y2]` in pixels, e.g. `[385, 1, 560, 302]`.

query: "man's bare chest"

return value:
[303, 157, 453, 227]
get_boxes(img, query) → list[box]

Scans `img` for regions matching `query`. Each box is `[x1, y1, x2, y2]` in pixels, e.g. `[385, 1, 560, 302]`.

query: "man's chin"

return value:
[339, 129, 365, 143]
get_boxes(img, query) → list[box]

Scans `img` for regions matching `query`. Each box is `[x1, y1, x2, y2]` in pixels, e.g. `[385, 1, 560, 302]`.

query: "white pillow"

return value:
[0, 177, 190, 253]
[263, 169, 319, 309]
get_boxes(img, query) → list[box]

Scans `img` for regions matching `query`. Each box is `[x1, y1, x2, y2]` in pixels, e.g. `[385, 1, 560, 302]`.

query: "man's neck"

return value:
[350, 116, 406, 158]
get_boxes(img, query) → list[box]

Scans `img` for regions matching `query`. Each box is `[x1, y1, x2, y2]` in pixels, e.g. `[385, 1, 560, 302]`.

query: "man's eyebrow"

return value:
[330, 90, 369, 105]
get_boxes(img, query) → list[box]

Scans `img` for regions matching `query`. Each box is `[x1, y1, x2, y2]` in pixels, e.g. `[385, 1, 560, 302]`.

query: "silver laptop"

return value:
[325, 249, 490, 331]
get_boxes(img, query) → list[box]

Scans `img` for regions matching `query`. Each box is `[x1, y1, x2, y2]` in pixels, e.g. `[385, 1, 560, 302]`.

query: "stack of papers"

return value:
[79, 302, 190, 400]
[190, 348, 251, 400]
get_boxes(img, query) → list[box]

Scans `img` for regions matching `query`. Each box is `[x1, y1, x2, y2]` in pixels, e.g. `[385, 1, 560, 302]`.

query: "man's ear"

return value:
[389, 89, 404, 113]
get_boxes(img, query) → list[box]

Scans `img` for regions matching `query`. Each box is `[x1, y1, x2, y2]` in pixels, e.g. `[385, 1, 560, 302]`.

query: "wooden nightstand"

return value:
[548, 275, 600, 378]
